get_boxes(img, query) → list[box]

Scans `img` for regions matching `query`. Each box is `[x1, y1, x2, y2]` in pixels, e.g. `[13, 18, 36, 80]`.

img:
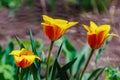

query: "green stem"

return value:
[46, 41, 54, 80]
[17, 67, 21, 80]
[79, 49, 95, 80]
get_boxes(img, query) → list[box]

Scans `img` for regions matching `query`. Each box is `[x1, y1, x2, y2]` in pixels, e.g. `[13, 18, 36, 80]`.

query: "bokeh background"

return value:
[0, 0, 120, 78]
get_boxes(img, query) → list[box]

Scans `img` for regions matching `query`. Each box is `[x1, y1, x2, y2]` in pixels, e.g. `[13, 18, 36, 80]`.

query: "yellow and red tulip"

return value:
[10, 48, 40, 68]
[41, 15, 78, 41]
[83, 21, 117, 49]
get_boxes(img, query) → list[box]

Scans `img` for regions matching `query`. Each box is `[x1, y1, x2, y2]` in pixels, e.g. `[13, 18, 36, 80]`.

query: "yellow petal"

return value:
[90, 21, 98, 28]
[15, 55, 40, 68]
[41, 23, 49, 26]
[23, 55, 41, 64]
[42, 15, 54, 23]
[53, 19, 68, 28]
[97, 24, 110, 33]
[82, 24, 90, 32]
[20, 48, 34, 55]
[10, 50, 21, 56]
[108, 33, 118, 37]
[90, 21, 98, 32]
[34, 55, 41, 60]
[14, 56, 23, 63]
[66, 22, 78, 29]
[24, 55, 35, 63]
[54, 19, 68, 24]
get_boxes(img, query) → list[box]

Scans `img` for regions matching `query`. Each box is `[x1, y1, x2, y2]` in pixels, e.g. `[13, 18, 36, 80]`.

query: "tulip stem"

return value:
[46, 41, 54, 80]
[17, 67, 21, 80]
[79, 49, 95, 80]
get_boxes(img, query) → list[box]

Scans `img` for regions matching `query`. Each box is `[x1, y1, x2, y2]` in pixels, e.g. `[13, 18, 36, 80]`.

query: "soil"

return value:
[0, 0, 120, 73]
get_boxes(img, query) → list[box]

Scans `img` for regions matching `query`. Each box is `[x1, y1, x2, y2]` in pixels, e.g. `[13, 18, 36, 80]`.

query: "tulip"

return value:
[10, 48, 40, 68]
[41, 15, 78, 80]
[83, 21, 117, 49]
[80, 21, 118, 80]
[41, 15, 78, 41]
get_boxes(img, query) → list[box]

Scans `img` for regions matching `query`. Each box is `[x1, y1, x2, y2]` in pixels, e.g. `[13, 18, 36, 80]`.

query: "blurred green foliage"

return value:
[14, 30, 44, 80]
[67, 0, 111, 13]
[48, 0, 111, 13]
[55, 36, 106, 79]
[103, 66, 120, 80]
[0, 0, 111, 14]
[0, 0, 33, 9]
[0, 0, 33, 15]
[0, 0, 22, 14]
[0, 42, 15, 80]
[47, 0, 112, 13]
[0, 32, 119, 80]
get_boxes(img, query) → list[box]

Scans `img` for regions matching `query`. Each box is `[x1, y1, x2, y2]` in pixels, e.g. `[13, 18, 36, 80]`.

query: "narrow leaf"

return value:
[29, 29, 37, 55]
[56, 61, 69, 80]
[29, 29, 41, 80]
[94, 67, 105, 80]
[50, 41, 64, 80]
[88, 67, 104, 80]
[15, 35, 25, 49]
[62, 58, 77, 71]
[72, 43, 90, 76]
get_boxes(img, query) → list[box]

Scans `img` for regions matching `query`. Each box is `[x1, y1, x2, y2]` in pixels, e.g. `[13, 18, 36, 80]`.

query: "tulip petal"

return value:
[41, 15, 78, 41]
[108, 33, 118, 37]
[44, 26, 56, 40]
[83, 24, 90, 32]
[54, 27, 64, 40]
[14, 56, 24, 67]
[90, 21, 98, 32]
[10, 50, 21, 56]
[18, 58, 31, 68]
[54, 19, 68, 24]
[20, 48, 34, 55]
[41, 23, 50, 27]
[66, 22, 78, 29]
[96, 31, 106, 49]
[97, 25, 110, 34]
[15, 55, 40, 68]
[83, 21, 118, 49]
[88, 33, 97, 49]
[42, 15, 54, 23]
[10, 48, 41, 68]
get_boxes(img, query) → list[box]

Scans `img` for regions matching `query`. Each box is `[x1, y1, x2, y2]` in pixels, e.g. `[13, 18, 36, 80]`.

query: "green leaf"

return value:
[2, 42, 14, 64]
[62, 58, 77, 71]
[94, 67, 105, 80]
[20, 68, 31, 80]
[15, 35, 25, 49]
[56, 61, 69, 80]
[0, 62, 14, 80]
[64, 38, 76, 62]
[29, 29, 37, 55]
[37, 42, 44, 61]
[29, 29, 41, 80]
[50, 41, 64, 80]
[79, 73, 90, 80]
[56, 58, 77, 80]
[0, 46, 4, 59]
[88, 67, 105, 80]
[56, 36, 76, 63]
[95, 0, 111, 13]
[71, 43, 90, 76]
[103, 66, 120, 80]
[30, 64, 40, 80]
